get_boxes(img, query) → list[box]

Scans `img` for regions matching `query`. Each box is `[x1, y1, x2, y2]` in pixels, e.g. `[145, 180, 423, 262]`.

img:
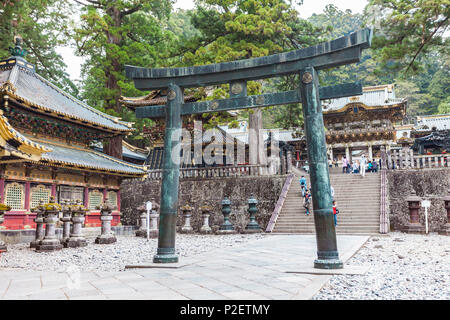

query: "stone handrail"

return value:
[387, 150, 449, 170]
[266, 173, 294, 233]
[379, 169, 389, 234]
[145, 164, 269, 180]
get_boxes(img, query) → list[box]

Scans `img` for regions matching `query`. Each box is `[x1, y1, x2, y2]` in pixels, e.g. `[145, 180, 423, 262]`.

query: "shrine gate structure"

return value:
[126, 28, 373, 269]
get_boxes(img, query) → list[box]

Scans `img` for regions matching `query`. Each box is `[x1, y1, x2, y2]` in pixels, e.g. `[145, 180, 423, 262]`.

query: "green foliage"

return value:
[72, 0, 173, 147]
[176, 0, 328, 129]
[365, 0, 449, 75]
[0, 0, 77, 96]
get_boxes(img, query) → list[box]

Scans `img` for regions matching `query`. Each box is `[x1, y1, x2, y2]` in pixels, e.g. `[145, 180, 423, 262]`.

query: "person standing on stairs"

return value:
[333, 200, 339, 226]
[299, 175, 308, 197]
[342, 156, 348, 174]
[303, 190, 311, 215]
[360, 154, 367, 177]
[330, 185, 335, 201]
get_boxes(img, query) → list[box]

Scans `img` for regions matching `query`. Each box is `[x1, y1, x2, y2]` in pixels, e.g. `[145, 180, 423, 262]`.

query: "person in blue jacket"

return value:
[299, 175, 307, 197]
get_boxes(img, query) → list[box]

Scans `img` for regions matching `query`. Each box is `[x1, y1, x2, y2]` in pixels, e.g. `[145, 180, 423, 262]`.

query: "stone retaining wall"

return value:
[120, 175, 287, 232]
[387, 169, 450, 232]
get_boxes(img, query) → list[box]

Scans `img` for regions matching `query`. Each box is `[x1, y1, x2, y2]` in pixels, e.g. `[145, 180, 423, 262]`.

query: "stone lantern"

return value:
[95, 197, 117, 244]
[135, 204, 147, 237]
[179, 204, 194, 233]
[30, 200, 45, 248]
[438, 190, 450, 235]
[35, 196, 63, 252]
[0, 203, 11, 253]
[60, 200, 72, 244]
[65, 200, 88, 248]
[199, 205, 212, 234]
[218, 197, 236, 234]
[149, 201, 159, 238]
[404, 190, 425, 234]
[244, 194, 261, 233]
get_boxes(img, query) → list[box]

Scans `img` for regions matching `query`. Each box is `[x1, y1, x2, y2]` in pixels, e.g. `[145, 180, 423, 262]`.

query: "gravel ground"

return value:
[0, 233, 266, 272]
[313, 232, 450, 300]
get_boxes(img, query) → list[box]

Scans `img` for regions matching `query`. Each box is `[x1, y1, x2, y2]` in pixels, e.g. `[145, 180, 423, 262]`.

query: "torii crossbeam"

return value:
[126, 28, 373, 269]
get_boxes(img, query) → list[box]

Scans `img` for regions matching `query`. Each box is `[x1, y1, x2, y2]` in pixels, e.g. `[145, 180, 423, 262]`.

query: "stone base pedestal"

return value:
[314, 258, 343, 269]
[64, 238, 88, 248]
[217, 229, 237, 235]
[403, 223, 426, 234]
[179, 227, 194, 234]
[30, 240, 42, 249]
[35, 240, 63, 252]
[242, 228, 262, 234]
[199, 228, 212, 234]
[135, 229, 147, 237]
[95, 236, 117, 244]
[438, 223, 450, 235]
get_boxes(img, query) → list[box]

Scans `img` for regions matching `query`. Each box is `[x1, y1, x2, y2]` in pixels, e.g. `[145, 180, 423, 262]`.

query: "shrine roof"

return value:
[120, 90, 197, 108]
[414, 114, 450, 132]
[91, 140, 148, 162]
[30, 139, 147, 176]
[322, 84, 407, 113]
[0, 110, 51, 162]
[0, 63, 133, 133]
[218, 124, 302, 145]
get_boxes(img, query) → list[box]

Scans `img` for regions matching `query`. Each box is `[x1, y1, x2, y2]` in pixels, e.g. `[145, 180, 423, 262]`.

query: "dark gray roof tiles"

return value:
[0, 64, 133, 132]
[36, 141, 146, 175]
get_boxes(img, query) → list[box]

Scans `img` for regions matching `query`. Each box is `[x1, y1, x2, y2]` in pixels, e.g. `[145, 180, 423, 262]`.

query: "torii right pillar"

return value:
[300, 67, 343, 269]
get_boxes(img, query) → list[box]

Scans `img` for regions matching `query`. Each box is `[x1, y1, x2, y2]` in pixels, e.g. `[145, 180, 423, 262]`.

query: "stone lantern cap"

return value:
[248, 194, 258, 204]
[200, 204, 212, 211]
[96, 197, 116, 211]
[0, 203, 11, 212]
[43, 196, 62, 211]
[406, 190, 421, 202]
[69, 200, 88, 213]
[221, 197, 231, 206]
[180, 204, 193, 211]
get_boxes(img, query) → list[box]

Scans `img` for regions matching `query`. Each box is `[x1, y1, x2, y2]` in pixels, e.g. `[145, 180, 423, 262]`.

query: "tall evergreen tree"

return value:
[0, 0, 76, 95]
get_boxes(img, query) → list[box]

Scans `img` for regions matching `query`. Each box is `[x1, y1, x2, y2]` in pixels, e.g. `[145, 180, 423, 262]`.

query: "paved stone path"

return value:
[0, 235, 368, 300]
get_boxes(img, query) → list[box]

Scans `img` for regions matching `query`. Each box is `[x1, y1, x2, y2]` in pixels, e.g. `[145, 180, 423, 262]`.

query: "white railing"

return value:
[387, 150, 449, 170]
[145, 164, 272, 180]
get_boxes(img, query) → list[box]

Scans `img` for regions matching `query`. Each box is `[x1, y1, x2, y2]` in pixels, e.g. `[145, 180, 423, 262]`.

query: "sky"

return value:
[59, 0, 368, 82]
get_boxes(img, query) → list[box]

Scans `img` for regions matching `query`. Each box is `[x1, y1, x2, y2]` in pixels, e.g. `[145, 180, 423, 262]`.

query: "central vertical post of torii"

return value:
[125, 28, 372, 267]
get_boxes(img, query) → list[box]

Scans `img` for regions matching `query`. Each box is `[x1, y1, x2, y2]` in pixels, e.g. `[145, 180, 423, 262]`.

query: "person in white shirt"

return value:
[360, 154, 367, 177]
[330, 185, 335, 200]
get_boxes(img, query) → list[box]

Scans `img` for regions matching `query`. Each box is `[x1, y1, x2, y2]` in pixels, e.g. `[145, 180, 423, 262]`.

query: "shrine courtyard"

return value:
[0, 232, 447, 300]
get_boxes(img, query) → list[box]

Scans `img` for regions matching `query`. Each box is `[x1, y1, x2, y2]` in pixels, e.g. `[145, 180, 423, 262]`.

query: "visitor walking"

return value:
[330, 185, 335, 200]
[352, 161, 359, 174]
[342, 156, 348, 174]
[304, 190, 311, 215]
[332, 200, 339, 226]
[360, 154, 367, 177]
[299, 175, 308, 197]
[372, 160, 378, 173]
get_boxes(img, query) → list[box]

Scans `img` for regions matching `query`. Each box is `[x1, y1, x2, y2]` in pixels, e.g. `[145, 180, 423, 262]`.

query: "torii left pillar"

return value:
[153, 84, 182, 263]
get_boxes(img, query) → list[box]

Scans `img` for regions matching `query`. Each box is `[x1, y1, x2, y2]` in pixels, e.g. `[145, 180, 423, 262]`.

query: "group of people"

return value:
[299, 176, 338, 226]
[341, 154, 380, 177]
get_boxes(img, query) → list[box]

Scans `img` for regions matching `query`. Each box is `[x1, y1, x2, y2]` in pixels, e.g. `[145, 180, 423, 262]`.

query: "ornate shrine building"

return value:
[0, 37, 146, 230]
[322, 84, 407, 162]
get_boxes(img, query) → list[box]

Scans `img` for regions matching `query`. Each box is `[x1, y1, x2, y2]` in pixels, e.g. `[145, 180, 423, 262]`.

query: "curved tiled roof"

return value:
[415, 114, 450, 132]
[0, 63, 133, 132]
[33, 140, 147, 176]
[322, 84, 406, 112]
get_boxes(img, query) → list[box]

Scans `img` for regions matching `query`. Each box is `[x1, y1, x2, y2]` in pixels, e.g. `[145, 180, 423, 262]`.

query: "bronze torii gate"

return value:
[126, 28, 372, 269]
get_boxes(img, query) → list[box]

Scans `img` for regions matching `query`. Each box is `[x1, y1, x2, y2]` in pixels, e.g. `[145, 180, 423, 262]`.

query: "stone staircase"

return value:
[272, 168, 381, 235]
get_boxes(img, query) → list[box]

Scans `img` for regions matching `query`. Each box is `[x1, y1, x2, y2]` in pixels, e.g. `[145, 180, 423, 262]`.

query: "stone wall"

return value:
[120, 175, 287, 232]
[387, 169, 450, 232]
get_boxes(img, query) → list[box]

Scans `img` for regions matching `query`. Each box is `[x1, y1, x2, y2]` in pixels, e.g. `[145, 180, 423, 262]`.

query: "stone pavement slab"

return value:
[0, 234, 369, 300]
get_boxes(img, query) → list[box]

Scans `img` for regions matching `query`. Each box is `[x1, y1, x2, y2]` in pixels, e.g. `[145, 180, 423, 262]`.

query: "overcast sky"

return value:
[59, 0, 368, 82]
